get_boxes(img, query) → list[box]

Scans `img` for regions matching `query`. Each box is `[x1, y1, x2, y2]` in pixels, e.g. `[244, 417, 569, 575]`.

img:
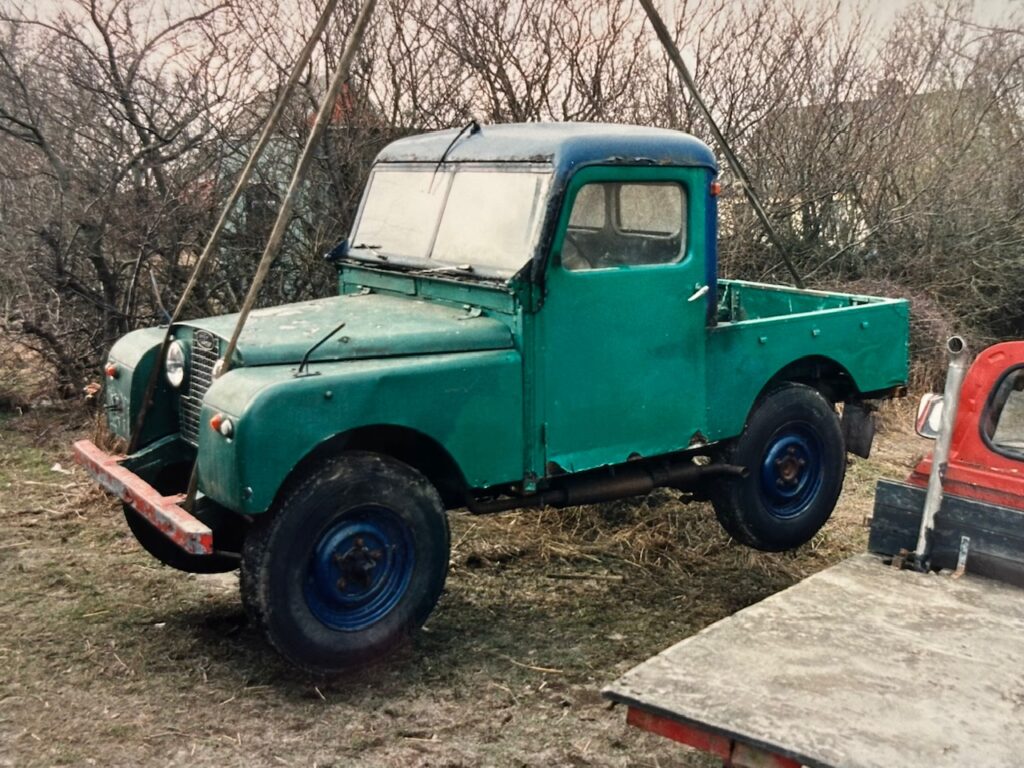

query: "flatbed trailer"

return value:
[604, 552, 1024, 768]
[605, 340, 1024, 767]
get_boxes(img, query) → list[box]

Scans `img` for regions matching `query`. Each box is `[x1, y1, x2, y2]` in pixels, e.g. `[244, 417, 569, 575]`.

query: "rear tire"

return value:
[240, 452, 450, 672]
[711, 384, 846, 552]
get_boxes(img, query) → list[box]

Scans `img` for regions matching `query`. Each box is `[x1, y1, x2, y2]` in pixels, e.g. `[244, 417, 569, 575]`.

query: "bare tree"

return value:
[1, 0, 1021, 394]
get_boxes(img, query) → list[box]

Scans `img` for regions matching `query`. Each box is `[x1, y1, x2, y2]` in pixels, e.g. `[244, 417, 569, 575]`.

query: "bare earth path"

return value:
[0, 406, 925, 767]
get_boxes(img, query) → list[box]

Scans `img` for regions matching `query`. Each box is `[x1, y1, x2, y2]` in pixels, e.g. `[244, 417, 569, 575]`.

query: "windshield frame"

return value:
[347, 161, 555, 281]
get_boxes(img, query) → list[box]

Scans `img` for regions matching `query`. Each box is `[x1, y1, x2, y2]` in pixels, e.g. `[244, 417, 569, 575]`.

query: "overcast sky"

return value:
[28, 0, 1024, 25]
[851, 0, 1020, 29]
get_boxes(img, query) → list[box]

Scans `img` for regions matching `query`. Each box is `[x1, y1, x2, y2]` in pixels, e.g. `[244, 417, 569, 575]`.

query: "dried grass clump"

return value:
[458, 488, 853, 592]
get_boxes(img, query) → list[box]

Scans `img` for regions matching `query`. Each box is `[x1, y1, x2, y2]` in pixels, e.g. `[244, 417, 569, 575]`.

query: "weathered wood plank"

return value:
[604, 554, 1024, 768]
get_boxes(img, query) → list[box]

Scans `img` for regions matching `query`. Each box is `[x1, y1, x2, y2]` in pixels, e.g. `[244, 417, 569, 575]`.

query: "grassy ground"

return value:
[0, 405, 926, 767]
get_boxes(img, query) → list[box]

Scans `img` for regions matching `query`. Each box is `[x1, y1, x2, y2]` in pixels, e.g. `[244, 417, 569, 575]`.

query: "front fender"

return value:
[105, 327, 178, 444]
[196, 350, 524, 514]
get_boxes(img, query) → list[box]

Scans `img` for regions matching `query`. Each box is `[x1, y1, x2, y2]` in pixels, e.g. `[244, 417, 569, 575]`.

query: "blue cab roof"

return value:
[375, 122, 718, 174]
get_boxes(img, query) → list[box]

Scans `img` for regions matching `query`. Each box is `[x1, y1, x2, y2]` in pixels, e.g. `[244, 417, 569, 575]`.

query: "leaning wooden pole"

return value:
[127, 0, 342, 452]
[183, 0, 379, 507]
[637, 0, 805, 288]
[217, 0, 379, 376]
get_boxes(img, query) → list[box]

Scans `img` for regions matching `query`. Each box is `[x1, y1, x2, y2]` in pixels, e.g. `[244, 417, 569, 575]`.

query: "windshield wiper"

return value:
[324, 239, 386, 263]
[349, 242, 388, 261]
[413, 264, 475, 276]
[431, 119, 480, 187]
[295, 320, 347, 377]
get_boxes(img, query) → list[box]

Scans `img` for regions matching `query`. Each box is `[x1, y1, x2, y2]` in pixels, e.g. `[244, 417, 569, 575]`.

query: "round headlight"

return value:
[166, 340, 186, 388]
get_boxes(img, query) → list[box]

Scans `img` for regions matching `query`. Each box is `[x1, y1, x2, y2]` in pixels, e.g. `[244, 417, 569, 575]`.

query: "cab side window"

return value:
[562, 182, 686, 271]
[984, 367, 1024, 457]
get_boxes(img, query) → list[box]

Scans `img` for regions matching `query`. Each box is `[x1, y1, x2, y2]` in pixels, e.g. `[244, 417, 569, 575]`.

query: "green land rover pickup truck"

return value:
[75, 122, 909, 671]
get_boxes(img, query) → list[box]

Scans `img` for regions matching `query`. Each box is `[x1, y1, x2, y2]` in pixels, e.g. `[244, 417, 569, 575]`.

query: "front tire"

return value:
[123, 505, 239, 574]
[711, 383, 846, 552]
[240, 452, 450, 672]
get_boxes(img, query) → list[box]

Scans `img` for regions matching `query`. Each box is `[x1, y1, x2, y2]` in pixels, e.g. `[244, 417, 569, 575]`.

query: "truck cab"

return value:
[75, 123, 910, 671]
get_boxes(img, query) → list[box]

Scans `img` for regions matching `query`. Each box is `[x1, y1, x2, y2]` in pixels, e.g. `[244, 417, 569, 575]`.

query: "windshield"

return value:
[351, 165, 552, 275]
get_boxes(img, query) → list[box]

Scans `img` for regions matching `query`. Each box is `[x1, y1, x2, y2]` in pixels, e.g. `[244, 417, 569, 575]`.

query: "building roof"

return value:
[375, 122, 718, 174]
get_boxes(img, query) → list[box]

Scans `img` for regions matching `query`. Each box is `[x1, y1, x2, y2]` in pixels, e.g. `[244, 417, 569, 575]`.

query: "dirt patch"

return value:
[0, 407, 927, 767]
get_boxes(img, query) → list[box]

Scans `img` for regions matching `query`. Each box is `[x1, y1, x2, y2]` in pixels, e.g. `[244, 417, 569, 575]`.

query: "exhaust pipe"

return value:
[467, 459, 748, 514]
[914, 336, 969, 562]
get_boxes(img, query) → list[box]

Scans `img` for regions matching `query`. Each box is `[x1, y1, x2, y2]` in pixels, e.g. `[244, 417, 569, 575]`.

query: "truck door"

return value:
[537, 165, 710, 474]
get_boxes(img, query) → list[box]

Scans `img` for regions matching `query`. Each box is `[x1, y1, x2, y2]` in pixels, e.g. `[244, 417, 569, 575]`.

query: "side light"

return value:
[104, 362, 119, 379]
[210, 413, 233, 437]
[710, 181, 721, 197]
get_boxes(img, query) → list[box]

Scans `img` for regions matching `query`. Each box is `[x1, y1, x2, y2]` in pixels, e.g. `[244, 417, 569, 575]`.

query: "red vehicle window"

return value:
[983, 365, 1024, 460]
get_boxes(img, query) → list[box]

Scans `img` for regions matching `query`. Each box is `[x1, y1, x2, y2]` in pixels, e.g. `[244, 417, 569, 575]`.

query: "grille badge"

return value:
[194, 330, 216, 351]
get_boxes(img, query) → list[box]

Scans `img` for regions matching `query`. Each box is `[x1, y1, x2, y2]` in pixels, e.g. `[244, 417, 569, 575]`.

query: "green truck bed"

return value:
[706, 280, 908, 440]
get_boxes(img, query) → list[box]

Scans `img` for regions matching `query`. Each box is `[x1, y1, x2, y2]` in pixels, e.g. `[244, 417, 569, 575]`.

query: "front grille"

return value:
[179, 330, 220, 444]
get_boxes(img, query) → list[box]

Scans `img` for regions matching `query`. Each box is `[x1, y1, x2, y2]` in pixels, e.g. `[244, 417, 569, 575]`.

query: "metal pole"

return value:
[184, 0, 379, 507]
[915, 336, 970, 560]
[636, 0, 805, 289]
[127, 0, 342, 452]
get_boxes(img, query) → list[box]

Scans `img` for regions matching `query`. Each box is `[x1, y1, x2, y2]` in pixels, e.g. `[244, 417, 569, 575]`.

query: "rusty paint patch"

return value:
[72, 439, 214, 555]
[625, 707, 801, 768]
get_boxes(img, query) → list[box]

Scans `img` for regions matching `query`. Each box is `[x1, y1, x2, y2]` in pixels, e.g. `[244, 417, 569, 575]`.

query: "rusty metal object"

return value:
[466, 458, 747, 514]
[72, 439, 214, 555]
[625, 708, 802, 768]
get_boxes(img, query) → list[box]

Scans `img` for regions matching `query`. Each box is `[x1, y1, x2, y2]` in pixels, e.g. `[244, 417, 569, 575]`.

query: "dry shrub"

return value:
[0, 335, 60, 410]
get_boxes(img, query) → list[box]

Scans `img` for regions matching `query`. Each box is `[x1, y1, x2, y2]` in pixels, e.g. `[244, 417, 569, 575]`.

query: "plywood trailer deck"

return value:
[603, 552, 1024, 768]
[605, 341, 1024, 767]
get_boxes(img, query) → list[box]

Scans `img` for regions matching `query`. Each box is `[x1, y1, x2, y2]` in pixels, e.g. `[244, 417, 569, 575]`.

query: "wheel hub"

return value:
[774, 445, 807, 486]
[332, 537, 385, 589]
[304, 506, 414, 632]
[760, 428, 823, 519]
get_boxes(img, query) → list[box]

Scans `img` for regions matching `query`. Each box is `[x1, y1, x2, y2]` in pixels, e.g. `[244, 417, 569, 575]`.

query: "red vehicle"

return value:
[870, 340, 1024, 581]
[908, 341, 1024, 510]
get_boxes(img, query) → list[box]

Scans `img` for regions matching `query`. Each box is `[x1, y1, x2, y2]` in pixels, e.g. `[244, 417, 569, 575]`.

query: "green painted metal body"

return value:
[101, 124, 909, 518]
[105, 327, 178, 446]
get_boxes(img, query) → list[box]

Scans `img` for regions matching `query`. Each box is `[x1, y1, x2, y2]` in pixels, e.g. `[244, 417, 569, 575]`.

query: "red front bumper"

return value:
[72, 439, 214, 555]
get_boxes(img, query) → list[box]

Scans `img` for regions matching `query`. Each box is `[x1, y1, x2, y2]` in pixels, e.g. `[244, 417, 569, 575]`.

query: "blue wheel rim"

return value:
[759, 425, 824, 519]
[304, 505, 414, 632]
